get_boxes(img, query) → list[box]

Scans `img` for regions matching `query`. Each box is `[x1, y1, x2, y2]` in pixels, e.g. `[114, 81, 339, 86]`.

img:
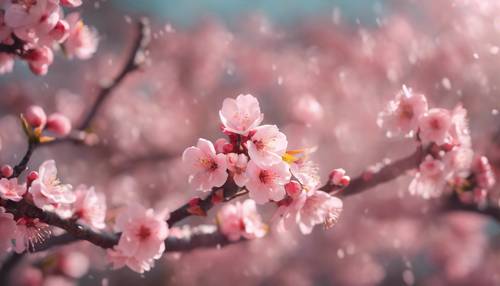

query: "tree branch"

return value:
[78, 18, 151, 131]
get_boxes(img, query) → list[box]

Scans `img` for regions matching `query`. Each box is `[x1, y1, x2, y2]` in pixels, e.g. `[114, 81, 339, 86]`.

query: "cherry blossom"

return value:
[409, 155, 449, 199]
[0, 207, 17, 253]
[25, 105, 47, 129]
[0, 52, 14, 74]
[29, 160, 76, 217]
[63, 13, 98, 60]
[46, 113, 72, 136]
[0, 177, 26, 201]
[217, 199, 267, 241]
[107, 204, 169, 273]
[13, 217, 51, 253]
[219, 94, 264, 135]
[226, 153, 249, 187]
[418, 108, 452, 145]
[182, 138, 228, 191]
[72, 185, 107, 230]
[245, 160, 290, 204]
[246, 124, 288, 167]
[377, 85, 428, 137]
[273, 190, 343, 234]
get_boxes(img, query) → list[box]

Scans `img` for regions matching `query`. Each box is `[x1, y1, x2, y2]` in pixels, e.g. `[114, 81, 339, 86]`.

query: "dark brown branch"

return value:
[3, 140, 37, 179]
[0, 36, 26, 57]
[78, 18, 151, 131]
[168, 179, 241, 226]
[442, 195, 500, 222]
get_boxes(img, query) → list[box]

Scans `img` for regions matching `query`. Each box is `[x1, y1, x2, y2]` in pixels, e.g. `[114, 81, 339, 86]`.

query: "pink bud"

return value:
[47, 113, 72, 136]
[339, 175, 351, 187]
[61, 0, 82, 7]
[285, 181, 302, 198]
[1, 164, 13, 177]
[25, 47, 54, 75]
[25, 105, 47, 128]
[329, 168, 346, 185]
[222, 143, 234, 154]
[214, 138, 228, 153]
[27, 171, 38, 184]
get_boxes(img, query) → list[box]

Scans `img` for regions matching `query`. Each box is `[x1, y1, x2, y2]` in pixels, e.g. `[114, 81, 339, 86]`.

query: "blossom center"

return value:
[259, 170, 274, 184]
[400, 103, 414, 119]
[137, 225, 151, 241]
[200, 157, 218, 171]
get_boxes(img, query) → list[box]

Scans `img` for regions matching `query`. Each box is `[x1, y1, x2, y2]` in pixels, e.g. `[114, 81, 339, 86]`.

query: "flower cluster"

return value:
[24, 105, 72, 137]
[0, 0, 98, 75]
[0, 159, 106, 253]
[379, 86, 496, 201]
[183, 94, 345, 237]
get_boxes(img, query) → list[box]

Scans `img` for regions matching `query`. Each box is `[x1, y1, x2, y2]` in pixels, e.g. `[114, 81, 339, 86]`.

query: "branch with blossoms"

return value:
[0, 87, 498, 284]
[0, 0, 98, 75]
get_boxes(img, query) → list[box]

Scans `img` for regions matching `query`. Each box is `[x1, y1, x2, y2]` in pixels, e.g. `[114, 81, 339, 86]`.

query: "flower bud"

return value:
[285, 181, 302, 198]
[214, 138, 228, 153]
[1, 164, 13, 177]
[27, 171, 39, 184]
[329, 168, 346, 185]
[25, 105, 47, 128]
[47, 113, 72, 136]
[222, 143, 234, 154]
[339, 175, 351, 187]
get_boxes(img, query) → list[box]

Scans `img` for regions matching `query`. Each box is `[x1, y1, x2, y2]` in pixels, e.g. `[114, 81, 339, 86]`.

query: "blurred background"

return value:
[1, 0, 500, 285]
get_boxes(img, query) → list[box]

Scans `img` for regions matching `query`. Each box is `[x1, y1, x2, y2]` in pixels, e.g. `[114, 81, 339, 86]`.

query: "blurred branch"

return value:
[442, 195, 500, 222]
[78, 18, 151, 131]
[0, 37, 26, 57]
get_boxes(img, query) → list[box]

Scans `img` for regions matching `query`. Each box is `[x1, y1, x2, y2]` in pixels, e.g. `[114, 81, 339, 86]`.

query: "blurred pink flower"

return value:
[246, 124, 288, 167]
[217, 199, 267, 241]
[107, 204, 169, 273]
[226, 153, 249, 187]
[219, 94, 264, 136]
[418, 108, 452, 145]
[245, 160, 290, 204]
[63, 13, 98, 59]
[0, 53, 14, 74]
[182, 138, 228, 191]
[292, 95, 324, 124]
[409, 155, 449, 199]
[0, 207, 17, 253]
[58, 251, 90, 278]
[25, 46, 54, 75]
[0, 178, 26, 201]
[377, 86, 428, 137]
[72, 185, 107, 229]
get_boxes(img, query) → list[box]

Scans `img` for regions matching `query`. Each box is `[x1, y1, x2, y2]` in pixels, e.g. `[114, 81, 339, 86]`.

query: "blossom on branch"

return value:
[217, 199, 267, 241]
[107, 204, 169, 273]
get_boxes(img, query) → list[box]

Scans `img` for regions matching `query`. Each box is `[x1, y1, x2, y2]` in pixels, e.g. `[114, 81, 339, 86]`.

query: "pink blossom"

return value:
[377, 86, 428, 137]
[107, 204, 169, 273]
[29, 160, 76, 217]
[13, 217, 51, 253]
[72, 185, 107, 229]
[63, 13, 98, 60]
[273, 191, 343, 234]
[217, 199, 267, 241]
[246, 124, 288, 167]
[409, 155, 449, 199]
[449, 104, 471, 148]
[42, 276, 75, 286]
[58, 251, 90, 278]
[473, 156, 496, 190]
[292, 94, 324, 124]
[0, 207, 17, 253]
[0, 178, 26, 201]
[418, 108, 452, 145]
[0, 52, 14, 74]
[219, 94, 264, 135]
[182, 138, 228, 191]
[226, 153, 249, 187]
[4, 0, 60, 44]
[46, 113, 72, 136]
[245, 160, 290, 204]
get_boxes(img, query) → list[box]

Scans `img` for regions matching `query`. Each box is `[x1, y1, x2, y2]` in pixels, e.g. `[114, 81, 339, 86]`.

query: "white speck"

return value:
[277, 76, 283, 85]
[124, 15, 132, 24]
[337, 248, 345, 259]
[492, 109, 499, 115]
[165, 24, 175, 33]
[442, 77, 452, 90]
[490, 46, 499, 55]
[403, 269, 415, 285]
[332, 8, 341, 25]
[473, 53, 479, 59]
